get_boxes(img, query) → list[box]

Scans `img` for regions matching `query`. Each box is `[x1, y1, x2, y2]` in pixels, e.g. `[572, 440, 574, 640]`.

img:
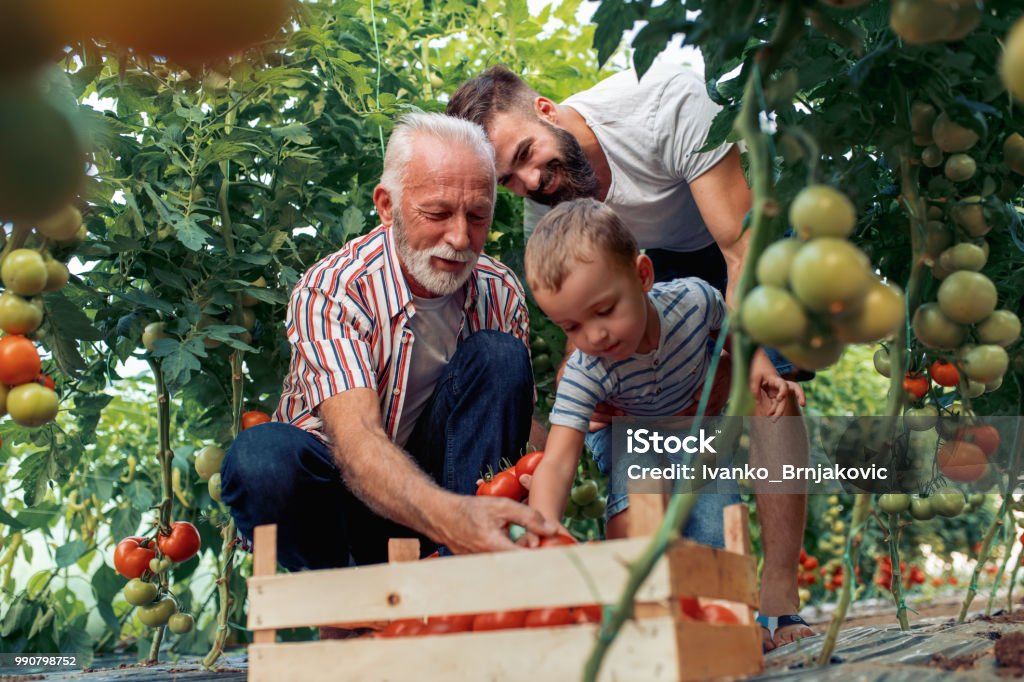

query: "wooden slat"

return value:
[722, 504, 756, 623]
[251, 525, 277, 645]
[249, 618, 685, 682]
[665, 543, 759, 607]
[627, 493, 665, 537]
[676, 622, 763, 681]
[248, 537, 672, 629]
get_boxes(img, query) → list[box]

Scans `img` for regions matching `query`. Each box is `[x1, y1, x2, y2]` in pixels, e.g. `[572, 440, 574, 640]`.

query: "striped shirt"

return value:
[550, 278, 725, 432]
[275, 224, 531, 443]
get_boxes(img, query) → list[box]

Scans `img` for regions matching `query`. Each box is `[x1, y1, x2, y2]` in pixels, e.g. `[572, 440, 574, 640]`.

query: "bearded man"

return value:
[221, 112, 555, 575]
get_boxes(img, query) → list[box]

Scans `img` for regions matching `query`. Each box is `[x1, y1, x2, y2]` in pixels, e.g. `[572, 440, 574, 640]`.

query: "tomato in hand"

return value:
[241, 410, 271, 430]
[471, 610, 528, 631]
[524, 607, 575, 628]
[0, 334, 41, 385]
[114, 536, 157, 579]
[903, 373, 930, 400]
[929, 360, 960, 387]
[514, 451, 544, 480]
[157, 521, 201, 563]
[538, 532, 577, 548]
[476, 469, 526, 501]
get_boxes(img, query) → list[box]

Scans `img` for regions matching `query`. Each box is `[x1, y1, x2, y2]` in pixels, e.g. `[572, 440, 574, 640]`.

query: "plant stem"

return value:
[988, 514, 1015, 615]
[886, 512, 910, 630]
[816, 494, 870, 665]
[147, 358, 173, 664]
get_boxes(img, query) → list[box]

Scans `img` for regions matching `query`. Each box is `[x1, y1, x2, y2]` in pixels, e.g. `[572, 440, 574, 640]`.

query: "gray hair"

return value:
[379, 112, 496, 206]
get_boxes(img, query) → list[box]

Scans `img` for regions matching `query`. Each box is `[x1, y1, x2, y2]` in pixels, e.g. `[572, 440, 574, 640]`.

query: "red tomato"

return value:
[931, 576, 944, 587]
[679, 596, 704, 621]
[476, 469, 526, 500]
[156, 521, 201, 563]
[113, 536, 157, 579]
[524, 607, 575, 628]
[948, 576, 958, 585]
[420, 621, 456, 636]
[903, 373, 930, 399]
[241, 410, 272, 430]
[379, 618, 425, 637]
[538, 533, 577, 548]
[833, 573, 844, 587]
[802, 556, 819, 571]
[514, 451, 544, 480]
[909, 566, 926, 585]
[471, 610, 528, 631]
[936, 440, 988, 482]
[928, 360, 960, 387]
[426, 613, 475, 632]
[573, 604, 604, 624]
[0, 335, 41, 385]
[34, 373, 55, 390]
[701, 604, 740, 624]
[959, 424, 1000, 457]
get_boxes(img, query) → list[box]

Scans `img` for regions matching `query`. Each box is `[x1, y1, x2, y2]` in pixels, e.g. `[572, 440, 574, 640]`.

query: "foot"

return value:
[756, 614, 815, 652]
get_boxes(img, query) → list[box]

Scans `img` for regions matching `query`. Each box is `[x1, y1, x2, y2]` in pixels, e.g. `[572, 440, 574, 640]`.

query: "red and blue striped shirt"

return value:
[275, 224, 531, 443]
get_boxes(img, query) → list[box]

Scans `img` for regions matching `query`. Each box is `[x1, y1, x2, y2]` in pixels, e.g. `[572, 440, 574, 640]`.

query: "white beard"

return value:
[393, 212, 478, 296]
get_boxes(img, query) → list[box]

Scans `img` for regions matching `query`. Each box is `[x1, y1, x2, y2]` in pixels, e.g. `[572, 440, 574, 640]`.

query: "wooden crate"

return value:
[246, 496, 763, 681]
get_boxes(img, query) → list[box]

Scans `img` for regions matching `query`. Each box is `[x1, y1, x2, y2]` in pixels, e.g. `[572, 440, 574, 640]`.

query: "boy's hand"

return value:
[589, 402, 626, 432]
[757, 375, 805, 418]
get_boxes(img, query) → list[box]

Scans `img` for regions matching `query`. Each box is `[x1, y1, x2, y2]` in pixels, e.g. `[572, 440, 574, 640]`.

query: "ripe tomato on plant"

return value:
[802, 555, 818, 571]
[476, 469, 526, 501]
[524, 607, 574, 628]
[958, 424, 1000, 457]
[929, 360, 960, 387]
[514, 450, 544, 480]
[0, 334, 41, 385]
[903, 373, 930, 399]
[471, 610, 528, 631]
[241, 410, 271, 430]
[156, 521, 201, 563]
[936, 440, 988, 482]
[34, 373, 55, 390]
[114, 536, 157, 579]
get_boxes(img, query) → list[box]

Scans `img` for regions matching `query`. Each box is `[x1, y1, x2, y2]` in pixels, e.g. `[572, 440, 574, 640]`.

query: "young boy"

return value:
[524, 198, 791, 540]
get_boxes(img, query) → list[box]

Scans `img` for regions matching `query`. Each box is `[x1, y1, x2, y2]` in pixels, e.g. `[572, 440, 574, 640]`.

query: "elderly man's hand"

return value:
[436, 495, 557, 555]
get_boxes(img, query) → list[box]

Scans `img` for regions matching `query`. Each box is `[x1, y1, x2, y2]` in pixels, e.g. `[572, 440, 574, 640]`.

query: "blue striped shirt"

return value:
[275, 224, 530, 443]
[549, 278, 725, 432]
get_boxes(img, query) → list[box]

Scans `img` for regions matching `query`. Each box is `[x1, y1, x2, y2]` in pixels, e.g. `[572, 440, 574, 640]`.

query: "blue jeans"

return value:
[585, 428, 740, 548]
[221, 330, 534, 569]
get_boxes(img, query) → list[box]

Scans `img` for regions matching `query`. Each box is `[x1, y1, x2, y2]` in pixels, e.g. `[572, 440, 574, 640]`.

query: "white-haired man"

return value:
[222, 113, 555, 578]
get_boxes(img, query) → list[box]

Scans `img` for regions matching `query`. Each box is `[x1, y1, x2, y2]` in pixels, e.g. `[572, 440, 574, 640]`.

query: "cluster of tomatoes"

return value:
[113, 521, 202, 633]
[0, 209, 81, 429]
[819, 559, 859, 592]
[740, 184, 904, 372]
[873, 555, 926, 591]
[476, 451, 544, 500]
[797, 548, 819, 587]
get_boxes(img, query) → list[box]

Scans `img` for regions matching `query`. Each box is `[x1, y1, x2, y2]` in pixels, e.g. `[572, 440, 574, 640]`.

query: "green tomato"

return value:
[6, 383, 58, 427]
[788, 184, 857, 240]
[904, 405, 938, 431]
[42, 259, 69, 292]
[976, 310, 1021, 347]
[0, 291, 43, 335]
[570, 480, 599, 506]
[909, 497, 935, 521]
[878, 493, 911, 514]
[208, 472, 222, 503]
[194, 445, 225, 482]
[137, 596, 177, 628]
[756, 238, 802, 288]
[740, 286, 808, 347]
[36, 205, 82, 240]
[149, 557, 173, 575]
[168, 613, 194, 635]
[873, 348, 892, 378]
[1, 249, 48, 296]
[930, 488, 965, 518]
[582, 497, 607, 519]
[142, 322, 169, 353]
[123, 578, 158, 606]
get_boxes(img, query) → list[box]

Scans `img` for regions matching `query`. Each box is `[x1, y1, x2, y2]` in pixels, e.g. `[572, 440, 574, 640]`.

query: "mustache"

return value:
[427, 244, 475, 262]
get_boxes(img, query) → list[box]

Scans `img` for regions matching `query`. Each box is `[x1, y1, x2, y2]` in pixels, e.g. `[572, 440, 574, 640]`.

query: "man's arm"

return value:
[320, 388, 555, 554]
[688, 145, 753, 310]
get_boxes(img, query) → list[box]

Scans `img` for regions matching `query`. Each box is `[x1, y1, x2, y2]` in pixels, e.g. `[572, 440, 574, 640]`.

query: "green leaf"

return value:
[271, 123, 314, 146]
[55, 540, 88, 569]
[42, 293, 104, 342]
[16, 451, 56, 507]
[160, 343, 202, 388]
[60, 627, 94, 664]
[110, 506, 142, 543]
[341, 205, 366, 239]
[592, 0, 635, 67]
[174, 216, 210, 251]
[0, 506, 25, 531]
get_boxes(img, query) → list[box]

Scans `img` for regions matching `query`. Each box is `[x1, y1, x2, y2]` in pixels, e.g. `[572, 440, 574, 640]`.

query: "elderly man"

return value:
[222, 113, 555, 574]
[448, 64, 813, 650]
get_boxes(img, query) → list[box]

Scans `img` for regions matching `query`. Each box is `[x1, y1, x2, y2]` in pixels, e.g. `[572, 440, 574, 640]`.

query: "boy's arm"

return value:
[526, 424, 586, 535]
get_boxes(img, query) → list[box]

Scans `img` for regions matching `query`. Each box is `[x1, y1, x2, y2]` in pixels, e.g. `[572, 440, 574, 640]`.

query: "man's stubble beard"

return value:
[392, 208, 479, 297]
[526, 120, 599, 207]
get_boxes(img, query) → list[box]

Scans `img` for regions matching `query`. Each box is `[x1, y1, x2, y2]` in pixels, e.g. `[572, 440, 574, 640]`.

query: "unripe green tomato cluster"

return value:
[741, 185, 904, 372]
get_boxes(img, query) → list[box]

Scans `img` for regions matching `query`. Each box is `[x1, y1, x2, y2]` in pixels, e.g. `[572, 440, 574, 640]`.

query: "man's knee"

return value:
[221, 422, 315, 507]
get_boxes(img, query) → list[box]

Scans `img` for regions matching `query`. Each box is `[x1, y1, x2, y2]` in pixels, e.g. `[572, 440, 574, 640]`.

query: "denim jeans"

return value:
[221, 330, 534, 569]
[585, 427, 740, 548]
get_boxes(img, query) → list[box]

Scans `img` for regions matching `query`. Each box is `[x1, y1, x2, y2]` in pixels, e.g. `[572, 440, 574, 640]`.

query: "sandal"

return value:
[755, 613, 812, 651]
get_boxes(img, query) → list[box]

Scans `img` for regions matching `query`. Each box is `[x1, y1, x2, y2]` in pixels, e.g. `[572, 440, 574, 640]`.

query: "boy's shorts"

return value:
[584, 427, 741, 549]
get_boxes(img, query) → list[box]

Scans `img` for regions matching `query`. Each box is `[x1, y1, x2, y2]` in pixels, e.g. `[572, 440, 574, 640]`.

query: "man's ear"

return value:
[533, 96, 559, 124]
[636, 254, 655, 292]
[373, 184, 394, 226]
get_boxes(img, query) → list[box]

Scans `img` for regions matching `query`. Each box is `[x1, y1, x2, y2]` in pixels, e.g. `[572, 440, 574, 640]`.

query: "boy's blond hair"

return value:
[524, 198, 639, 292]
